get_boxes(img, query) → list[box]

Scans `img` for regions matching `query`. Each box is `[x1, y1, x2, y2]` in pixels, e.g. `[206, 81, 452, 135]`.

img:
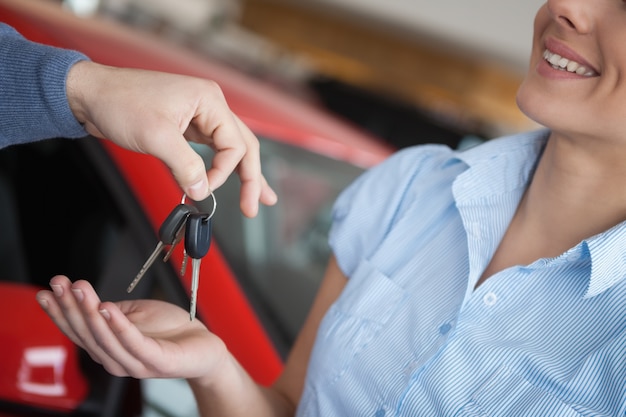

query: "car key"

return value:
[162, 219, 186, 263]
[127, 202, 197, 293]
[184, 212, 212, 320]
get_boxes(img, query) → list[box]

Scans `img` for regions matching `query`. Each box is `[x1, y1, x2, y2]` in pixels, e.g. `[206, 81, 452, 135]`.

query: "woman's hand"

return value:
[66, 61, 277, 217]
[36, 275, 227, 380]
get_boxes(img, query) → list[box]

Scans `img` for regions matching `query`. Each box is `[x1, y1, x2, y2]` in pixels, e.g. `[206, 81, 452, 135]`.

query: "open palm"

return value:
[37, 275, 227, 381]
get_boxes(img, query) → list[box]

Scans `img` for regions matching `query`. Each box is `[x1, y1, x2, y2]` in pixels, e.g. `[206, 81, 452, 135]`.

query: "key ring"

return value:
[182, 190, 217, 219]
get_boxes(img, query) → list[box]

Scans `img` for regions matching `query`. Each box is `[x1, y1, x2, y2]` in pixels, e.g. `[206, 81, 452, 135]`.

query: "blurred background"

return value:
[2, 1, 547, 416]
[62, 0, 544, 148]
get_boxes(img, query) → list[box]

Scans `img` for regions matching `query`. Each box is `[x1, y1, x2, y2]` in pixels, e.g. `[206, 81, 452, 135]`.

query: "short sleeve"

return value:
[329, 144, 454, 278]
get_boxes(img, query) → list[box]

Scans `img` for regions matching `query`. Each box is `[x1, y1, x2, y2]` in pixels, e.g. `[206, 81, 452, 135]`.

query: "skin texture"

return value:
[40, 0, 626, 415]
[66, 61, 277, 216]
[481, 0, 626, 284]
[37, 258, 347, 416]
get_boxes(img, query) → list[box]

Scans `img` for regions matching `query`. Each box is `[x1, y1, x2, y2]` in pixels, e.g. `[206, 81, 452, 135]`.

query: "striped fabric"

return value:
[297, 129, 626, 417]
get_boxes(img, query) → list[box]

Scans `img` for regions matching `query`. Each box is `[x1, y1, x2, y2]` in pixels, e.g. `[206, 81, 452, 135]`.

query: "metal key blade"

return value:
[180, 250, 189, 276]
[185, 213, 212, 321]
[127, 241, 164, 292]
[127, 203, 197, 293]
[190, 257, 201, 321]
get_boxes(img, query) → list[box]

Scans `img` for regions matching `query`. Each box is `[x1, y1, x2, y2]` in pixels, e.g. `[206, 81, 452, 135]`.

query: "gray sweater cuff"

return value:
[0, 23, 90, 148]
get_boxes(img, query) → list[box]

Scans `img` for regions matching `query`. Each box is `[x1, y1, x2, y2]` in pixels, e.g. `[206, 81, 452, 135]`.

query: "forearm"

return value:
[186, 257, 349, 417]
[0, 23, 88, 147]
[189, 353, 295, 417]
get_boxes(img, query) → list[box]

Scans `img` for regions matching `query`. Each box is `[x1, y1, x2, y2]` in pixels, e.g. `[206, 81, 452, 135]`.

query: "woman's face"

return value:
[517, 0, 626, 142]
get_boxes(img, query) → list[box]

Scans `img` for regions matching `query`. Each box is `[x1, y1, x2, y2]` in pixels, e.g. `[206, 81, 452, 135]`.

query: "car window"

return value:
[191, 138, 364, 349]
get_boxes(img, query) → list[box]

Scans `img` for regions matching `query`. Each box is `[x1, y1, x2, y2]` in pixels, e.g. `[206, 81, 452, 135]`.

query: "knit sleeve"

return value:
[0, 23, 89, 148]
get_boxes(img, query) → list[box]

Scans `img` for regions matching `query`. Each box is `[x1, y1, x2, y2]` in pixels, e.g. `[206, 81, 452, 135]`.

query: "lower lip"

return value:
[536, 58, 591, 80]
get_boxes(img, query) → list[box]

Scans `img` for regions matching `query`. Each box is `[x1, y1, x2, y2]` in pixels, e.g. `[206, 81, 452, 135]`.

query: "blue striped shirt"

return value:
[297, 129, 626, 416]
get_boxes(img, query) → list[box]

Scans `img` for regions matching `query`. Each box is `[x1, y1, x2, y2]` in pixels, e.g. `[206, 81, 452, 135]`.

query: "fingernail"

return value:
[37, 297, 48, 309]
[72, 288, 84, 302]
[51, 284, 63, 297]
[99, 309, 111, 321]
[188, 179, 208, 200]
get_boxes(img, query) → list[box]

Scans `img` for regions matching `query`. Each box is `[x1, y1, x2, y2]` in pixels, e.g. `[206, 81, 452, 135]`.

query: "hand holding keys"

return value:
[128, 193, 216, 320]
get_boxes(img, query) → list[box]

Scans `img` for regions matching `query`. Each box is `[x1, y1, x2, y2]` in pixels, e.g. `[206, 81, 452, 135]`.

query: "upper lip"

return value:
[544, 37, 600, 75]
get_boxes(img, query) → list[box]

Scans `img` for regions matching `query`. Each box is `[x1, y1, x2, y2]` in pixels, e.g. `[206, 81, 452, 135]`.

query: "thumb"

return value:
[149, 134, 210, 201]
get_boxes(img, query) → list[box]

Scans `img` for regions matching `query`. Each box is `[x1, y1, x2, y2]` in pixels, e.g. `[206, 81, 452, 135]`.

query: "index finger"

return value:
[201, 114, 276, 216]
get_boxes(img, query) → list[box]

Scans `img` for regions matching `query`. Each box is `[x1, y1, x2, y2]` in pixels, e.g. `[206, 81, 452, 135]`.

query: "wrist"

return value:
[65, 60, 101, 125]
[187, 347, 240, 391]
[186, 350, 269, 414]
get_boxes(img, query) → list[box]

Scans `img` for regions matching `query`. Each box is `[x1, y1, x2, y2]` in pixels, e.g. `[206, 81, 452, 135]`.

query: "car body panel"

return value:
[0, 282, 89, 412]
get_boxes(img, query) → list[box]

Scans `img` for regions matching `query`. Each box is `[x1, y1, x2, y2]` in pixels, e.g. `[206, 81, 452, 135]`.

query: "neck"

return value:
[476, 131, 626, 286]
[522, 132, 626, 246]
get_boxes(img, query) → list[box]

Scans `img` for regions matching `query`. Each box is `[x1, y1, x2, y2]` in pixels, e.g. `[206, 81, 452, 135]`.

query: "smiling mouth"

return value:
[543, 49, 598, 77]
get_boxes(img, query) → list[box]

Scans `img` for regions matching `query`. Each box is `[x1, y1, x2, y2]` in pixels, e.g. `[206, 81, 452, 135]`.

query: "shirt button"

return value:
[374, 409, 386, 417]
[483, 292, 497, 306]
[439, 323, 452, 335]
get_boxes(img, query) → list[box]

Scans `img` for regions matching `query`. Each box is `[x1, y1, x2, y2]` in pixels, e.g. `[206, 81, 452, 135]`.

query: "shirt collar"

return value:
[456, 129, 549, 171]
[452, 130, 549, 202]
[454, 129, 626, 298]
[583, 223, 626, 298]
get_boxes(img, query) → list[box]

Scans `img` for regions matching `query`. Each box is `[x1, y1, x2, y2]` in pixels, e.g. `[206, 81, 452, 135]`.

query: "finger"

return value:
[186, 117, 277, 213]
[204, 129, 248, 194]
[182, 85, 241, 193]
[259, 174, 278, 207]
[192, 106, 259, 190]
[71, 280, 148, 377]
[44, 276, 112, 366]
[97, 300, 180, 378]
[142, 129, 211, 201]
[45, 276, 91, 348]
[232, 116, 277, 216]
[50, 277, 134, 374]
[36, 285, 87, 352]
[187, 90, 278, 216]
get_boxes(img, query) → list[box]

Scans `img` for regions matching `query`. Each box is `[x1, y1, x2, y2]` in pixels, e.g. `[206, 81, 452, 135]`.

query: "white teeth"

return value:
[566, 61, 579, 72]
[543, 49, 597, 76]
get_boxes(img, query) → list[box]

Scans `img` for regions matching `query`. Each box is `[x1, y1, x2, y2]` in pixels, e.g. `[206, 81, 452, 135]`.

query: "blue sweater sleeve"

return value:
[0, 23, 90, 148]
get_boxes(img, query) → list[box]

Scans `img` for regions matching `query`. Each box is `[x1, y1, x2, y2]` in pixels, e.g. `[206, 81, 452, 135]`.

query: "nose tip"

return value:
[547, 0, 592, 34]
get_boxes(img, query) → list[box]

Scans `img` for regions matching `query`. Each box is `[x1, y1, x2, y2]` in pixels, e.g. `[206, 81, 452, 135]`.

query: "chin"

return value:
[515, 82, 547, 128]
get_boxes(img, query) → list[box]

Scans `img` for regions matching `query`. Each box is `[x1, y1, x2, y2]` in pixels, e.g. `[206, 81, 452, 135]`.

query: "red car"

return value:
[0, 0, 393, 415]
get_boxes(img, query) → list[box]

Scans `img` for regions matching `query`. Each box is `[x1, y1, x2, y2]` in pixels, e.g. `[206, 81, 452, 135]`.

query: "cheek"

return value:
[517, 6, 550, 123]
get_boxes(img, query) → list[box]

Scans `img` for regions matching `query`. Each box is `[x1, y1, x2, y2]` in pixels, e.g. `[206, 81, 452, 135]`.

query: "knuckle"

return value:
[201, 79, 225, 99]
[247, 138, 260, 152]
